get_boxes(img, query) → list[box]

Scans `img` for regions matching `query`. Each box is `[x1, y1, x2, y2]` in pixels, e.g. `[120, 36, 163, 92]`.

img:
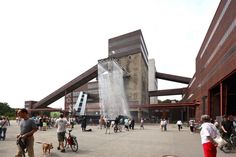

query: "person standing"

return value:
[130, 118, 135, 130]
[81, 116, 87, 131]
[200, 115, 218, 157]
[15, 108, 38, 157]
[55, 113, 69, 153]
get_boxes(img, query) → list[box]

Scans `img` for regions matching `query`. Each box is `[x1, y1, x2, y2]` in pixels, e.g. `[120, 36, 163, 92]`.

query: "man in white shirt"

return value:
[176, 120, 183, 131]
[55, 114, 69, 153]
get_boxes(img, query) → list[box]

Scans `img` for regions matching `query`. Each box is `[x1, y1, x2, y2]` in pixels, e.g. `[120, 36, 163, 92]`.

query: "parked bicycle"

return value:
[64, 129, 78, 152]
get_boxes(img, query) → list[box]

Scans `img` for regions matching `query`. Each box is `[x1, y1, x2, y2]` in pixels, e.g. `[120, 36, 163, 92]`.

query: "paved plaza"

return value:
[0, 121, 235, 157]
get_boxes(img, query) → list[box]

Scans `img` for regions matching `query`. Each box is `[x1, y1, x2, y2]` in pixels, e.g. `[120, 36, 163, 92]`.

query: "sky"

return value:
[0, 0, 220, 109]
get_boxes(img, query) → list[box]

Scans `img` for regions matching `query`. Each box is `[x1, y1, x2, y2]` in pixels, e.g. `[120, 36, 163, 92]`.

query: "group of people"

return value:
[160, 119, 168, 131]
[103, 116, 144, 134]
[98, 115, 145, 134]
[11, 108, 236, 157]
[175, 119, 200, 133]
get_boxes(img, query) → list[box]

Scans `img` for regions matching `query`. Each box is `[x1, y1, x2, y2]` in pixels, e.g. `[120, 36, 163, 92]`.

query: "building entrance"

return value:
[210, 71, 236, 118]
[224, 72, 236, 115]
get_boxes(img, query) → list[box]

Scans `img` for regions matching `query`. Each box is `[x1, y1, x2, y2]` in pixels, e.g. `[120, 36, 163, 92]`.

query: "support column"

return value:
[202, 96, 207, 115]
[186, 107, 189, 121]
[138, 108, 142, 121]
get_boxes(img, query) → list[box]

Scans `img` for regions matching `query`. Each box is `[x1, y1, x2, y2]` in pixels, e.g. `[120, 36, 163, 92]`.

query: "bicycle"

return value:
[114, 124, 122, 133]
[220, 133, 236, 153]
[64, 129, 78, 152]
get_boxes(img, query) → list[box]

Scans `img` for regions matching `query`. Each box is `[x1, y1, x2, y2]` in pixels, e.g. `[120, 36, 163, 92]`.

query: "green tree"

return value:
[158, 99, 179, 103]
[0, 102, 16, 117]
[162, 99, 172, 103]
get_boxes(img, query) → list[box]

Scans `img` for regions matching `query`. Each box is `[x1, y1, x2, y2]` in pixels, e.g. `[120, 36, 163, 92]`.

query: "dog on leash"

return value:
[36, 141, 53, 156]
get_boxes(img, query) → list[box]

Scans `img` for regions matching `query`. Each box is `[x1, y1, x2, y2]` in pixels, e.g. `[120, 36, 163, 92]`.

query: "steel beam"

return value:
[33, 65, 98, 109]
[156, 72, 191, 84]
[129, 102, 196, 109]
[149, 87, 187, 96]
[85, 102, 197, 109]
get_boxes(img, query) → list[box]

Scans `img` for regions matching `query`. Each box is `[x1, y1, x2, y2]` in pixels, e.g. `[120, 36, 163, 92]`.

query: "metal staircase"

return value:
[73, 91, 88, 116]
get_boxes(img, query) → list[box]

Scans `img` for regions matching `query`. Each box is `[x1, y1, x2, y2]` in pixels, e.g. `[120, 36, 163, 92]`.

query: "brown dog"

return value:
[36, 142, 53, 156]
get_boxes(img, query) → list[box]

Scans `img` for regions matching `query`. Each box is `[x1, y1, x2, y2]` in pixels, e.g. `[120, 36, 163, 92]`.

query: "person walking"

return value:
[200, 114, 218, 157]
[221, 115, 233, 140]
[176, 120, 183, 131]
[105, 119, 111, 134]
[0, 116, 9, 140]
[140, 118, 144, 129]
[160, 119, 164, 131]
[15, 108, 38, 157]
[55, 113, 69, 153]
[189, 119, 195, 134]
[124, 118, 129, 131]
[163, 119, 168, 131]
[99, 116, 105, 130]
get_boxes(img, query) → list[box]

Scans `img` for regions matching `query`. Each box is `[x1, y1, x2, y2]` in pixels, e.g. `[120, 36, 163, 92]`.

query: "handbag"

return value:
[16, 137, 27, 153]
[214, 135, 227, 148]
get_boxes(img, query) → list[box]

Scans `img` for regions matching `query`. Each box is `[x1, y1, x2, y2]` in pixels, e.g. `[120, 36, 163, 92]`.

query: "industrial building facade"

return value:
[65, 30, 158, 120]
[27, 0, 235, 122]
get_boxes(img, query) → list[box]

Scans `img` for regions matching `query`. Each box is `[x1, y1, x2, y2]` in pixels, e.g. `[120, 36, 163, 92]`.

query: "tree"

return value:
[158, 99, 179, 103]
[0, 102, 16, 117]
[162, 99, 172, 103]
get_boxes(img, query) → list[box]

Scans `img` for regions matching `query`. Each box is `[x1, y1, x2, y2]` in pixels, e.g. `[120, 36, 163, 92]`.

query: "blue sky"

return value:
[0, 0, 220, 108]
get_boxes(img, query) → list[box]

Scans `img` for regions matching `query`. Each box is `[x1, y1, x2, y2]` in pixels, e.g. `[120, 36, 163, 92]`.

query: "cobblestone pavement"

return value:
[0, 121, 235, 157]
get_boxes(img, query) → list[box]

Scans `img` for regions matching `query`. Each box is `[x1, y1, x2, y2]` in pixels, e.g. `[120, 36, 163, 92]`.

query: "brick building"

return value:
[183, 0, 236, 120]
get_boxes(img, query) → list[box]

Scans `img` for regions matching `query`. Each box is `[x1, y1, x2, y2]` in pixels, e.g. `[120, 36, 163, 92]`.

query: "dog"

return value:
[36, 142, 53, 156]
